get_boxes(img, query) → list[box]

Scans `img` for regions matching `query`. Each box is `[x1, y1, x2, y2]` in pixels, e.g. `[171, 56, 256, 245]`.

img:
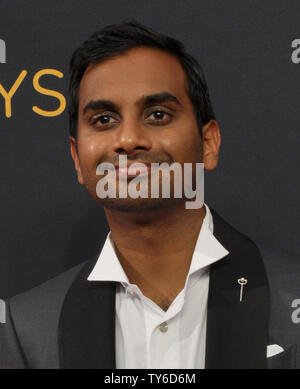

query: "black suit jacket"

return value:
[0, 210, 299, 368]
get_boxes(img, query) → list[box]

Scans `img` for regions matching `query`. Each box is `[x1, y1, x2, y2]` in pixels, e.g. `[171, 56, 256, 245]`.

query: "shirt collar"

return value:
[188, 204, 229, 275]
[87, 204, 229, 283]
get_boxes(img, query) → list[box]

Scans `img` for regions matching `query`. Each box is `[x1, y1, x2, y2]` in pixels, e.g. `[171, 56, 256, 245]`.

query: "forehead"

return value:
[78, 47, 188, 109]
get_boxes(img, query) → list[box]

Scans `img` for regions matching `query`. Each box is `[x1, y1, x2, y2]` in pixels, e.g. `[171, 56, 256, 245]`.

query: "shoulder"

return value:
[7, 262, 87, 350]
[256, 242, 300, 347]
[2, 262, 88, 368]
[211, 208, 262, 252]
[9, 261, 87, 316]
[257, 242, 300, 295]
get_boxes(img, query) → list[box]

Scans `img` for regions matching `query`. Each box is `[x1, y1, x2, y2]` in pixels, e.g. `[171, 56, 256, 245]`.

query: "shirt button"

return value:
[158, 322, 168, 333]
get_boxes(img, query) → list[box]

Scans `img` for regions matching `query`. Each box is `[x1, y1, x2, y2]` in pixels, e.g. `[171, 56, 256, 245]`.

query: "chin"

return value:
[96, 197, 183, 213]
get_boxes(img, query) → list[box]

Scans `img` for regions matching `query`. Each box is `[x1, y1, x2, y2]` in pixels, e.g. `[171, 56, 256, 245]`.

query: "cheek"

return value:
[77, 136, 105, 172]
[157, 127, 202, 162]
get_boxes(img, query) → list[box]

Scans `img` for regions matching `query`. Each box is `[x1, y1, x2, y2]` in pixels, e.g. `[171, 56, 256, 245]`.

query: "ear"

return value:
[70, 136, 84, 184]
[202, 119, 221, 171]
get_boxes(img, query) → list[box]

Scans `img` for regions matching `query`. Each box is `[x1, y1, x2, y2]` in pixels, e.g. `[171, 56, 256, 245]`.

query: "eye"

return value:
[146, 110, 172, 124]
[90, 113, 118, 127]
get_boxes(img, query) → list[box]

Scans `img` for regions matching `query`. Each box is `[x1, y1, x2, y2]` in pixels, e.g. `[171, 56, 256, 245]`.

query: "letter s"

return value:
[32, 69, 66, 117]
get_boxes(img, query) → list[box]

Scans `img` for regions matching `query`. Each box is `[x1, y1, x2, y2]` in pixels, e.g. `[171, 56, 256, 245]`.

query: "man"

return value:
[1, 21, 299, 369]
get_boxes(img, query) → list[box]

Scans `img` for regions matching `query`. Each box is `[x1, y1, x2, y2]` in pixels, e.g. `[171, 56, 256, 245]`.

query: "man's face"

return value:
[71, 47, 218, 212]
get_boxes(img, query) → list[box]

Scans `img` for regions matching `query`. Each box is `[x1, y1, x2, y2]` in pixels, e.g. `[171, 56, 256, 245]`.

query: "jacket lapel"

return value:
[205, 210, 270, 368]
[58, 257, 116, 369]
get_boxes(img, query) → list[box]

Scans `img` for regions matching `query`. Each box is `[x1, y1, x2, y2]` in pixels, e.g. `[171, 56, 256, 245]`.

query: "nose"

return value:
[113, 119, 152, 155]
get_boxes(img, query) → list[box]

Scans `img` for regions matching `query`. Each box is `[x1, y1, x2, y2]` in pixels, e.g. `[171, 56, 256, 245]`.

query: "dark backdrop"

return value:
[1, 0, 299, 298]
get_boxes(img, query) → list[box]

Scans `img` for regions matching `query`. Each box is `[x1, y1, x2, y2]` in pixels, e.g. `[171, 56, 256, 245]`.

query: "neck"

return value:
[104, 202, 206, 310]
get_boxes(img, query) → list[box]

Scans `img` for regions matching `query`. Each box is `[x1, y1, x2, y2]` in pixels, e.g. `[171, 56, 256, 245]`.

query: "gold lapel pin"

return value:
[237, 277, 248, 302]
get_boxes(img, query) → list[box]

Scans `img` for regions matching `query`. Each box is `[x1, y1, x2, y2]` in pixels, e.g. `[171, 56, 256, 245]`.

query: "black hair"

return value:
[69, 20, 216, 138]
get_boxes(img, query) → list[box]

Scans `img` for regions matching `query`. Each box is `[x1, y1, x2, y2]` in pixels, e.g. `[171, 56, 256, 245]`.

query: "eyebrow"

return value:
[82, 92, 181, 115]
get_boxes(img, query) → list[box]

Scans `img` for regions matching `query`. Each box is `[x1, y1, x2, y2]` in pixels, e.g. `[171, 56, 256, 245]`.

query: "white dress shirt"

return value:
[88, 204, 229, 369]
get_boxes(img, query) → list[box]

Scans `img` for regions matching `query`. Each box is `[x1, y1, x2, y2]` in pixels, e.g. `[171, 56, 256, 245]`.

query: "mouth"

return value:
[116, 162, 153, 178]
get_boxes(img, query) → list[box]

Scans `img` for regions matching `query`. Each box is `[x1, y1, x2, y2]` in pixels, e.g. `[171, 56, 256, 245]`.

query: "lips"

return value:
[116, 162, 152, 178]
